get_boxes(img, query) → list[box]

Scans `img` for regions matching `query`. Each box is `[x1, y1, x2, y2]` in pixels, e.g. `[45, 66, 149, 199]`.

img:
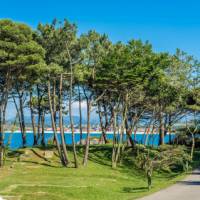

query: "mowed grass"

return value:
[0, 146, 191, 200]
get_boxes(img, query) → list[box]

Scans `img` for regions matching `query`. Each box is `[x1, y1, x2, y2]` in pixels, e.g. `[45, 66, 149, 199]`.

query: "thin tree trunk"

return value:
[41, 111, 45, 146]
[98, 102, 107, 144]
[19, 93, 26, 147]
[0, 71, 11, 166]
[0, 93, 7, 166]
[0, 105, 3, 167]
[102, 102, 108, 143]
[48, 80, 65, 166]
[83, 100, 91, 166]
[68, 49, 79, 168]
[78, 85, 83, 145]
[30, 91, 37, 145]
[168, 114, 172, 144]
[191, 133, 195, 160]
[52, 79, 57, 144]
[12, 96, 22, 132]
[125, 118, 134, 148]
[115, 113, 125, 166]
[159, 111, 164, 145]
[59, 74, 69, 166]
[112, 109, 117, 168]
[36, 85, 42, 143]
[112, 94, 128, 168]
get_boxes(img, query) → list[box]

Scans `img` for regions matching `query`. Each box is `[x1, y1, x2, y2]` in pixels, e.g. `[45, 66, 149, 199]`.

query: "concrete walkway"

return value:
[138, 168, 200, 200]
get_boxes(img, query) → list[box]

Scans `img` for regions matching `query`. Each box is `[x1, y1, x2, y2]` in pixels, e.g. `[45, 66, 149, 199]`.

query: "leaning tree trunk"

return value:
[0, 95, 8, 167]
[112, 109, 117, 168]
[41, 111, 45, 147]
[59, 74, 69, 166]
[191, 133, 195, 160]
[98, 102, 108, 144]
[115, 113, 125, 167]
[83, 100, 91, 166]
[78, 85, 83, 145]
[30, 91, 37, 145]
[52, 79, 57, 144]
[102, 103, 109, 143]
[19, 93, 26, 147]
[12, 96, 23, 134]
[68, 48, 79, 168]
[0, 104, 3, 167]
[125, 119, 134, 148]
[48, 80, 66, 166]
[113, 95, 128, 167]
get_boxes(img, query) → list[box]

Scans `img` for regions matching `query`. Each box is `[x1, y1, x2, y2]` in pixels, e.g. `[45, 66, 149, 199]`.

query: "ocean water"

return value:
[3, 132, 175, 150]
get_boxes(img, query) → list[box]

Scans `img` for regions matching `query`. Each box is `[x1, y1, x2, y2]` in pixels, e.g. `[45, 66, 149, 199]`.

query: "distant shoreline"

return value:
[4, 130, 175, 135]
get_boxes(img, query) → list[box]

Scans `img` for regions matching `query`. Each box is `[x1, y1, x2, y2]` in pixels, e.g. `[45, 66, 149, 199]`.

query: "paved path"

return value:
[139, 168, 200, 200]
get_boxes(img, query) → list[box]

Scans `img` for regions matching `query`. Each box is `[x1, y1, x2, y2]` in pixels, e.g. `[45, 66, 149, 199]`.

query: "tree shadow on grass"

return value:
[87, 146, 113, 167]
[30, 149, 50, 162]
[122, 186, 148, 193]
[21, 160, 62, 168]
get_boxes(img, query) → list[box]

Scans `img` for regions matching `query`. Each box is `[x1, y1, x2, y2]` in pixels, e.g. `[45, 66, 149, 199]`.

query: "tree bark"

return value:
[0, 105, 3, 167]
[78, 85, 83, 145]
[112, 108, 117, 168]
[52, 79, 57, 144]
[19, 92, 26, 147]
[48, 80, 66, 166]
[36, 85, 41, 143]
[59, 74, 69, 166]
[68, 48, 79, 168]
[41, 111, 45, 146]
[83, 99, 91, 166]
[30, 91, 37, 145]
[98, 102, 107, 144]
[159, 110, 164, 145]
[125, 118, 134, 148]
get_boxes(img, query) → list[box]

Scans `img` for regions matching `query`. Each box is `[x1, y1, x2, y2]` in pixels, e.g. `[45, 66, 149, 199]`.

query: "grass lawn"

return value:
[0, 145, 198, 200]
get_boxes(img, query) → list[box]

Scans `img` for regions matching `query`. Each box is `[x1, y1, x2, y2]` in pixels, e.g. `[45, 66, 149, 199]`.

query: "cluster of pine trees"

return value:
[0, 19, 199, 168]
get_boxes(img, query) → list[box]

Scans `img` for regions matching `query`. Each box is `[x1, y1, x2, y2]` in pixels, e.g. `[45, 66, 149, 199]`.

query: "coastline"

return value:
[4, 130, 175, 135]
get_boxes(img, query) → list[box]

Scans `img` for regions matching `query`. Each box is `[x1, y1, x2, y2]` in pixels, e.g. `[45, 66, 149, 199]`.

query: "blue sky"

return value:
[1, 0, 200, 57]
[1, 0, 200, 119]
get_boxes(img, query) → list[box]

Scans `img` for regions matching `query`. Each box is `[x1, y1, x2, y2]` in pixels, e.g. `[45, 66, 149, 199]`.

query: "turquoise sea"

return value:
[3, 132, 175, 149]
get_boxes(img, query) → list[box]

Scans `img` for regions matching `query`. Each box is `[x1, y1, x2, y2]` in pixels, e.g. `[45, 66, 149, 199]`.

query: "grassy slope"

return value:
[0, 146, 198, 200]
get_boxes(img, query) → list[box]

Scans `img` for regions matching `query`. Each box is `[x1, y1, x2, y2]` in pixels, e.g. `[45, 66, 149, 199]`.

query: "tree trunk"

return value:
[69, 56, 79, 168]
[98, 102, 107, 144]
[59, 74, 69, 166]
[83, 100, 91, 166]
[112, 109, 117, 168]
[168, 114, 172, 144]
[102, 103, 108, 143]
[144, 114, 154, 146]
[0, 97, 8, 167]
[41, 111, 45, 146]
[12, 96, 22, 133]
[48, 80, 66, 166]
[115, 114, 124, 166]
[19, 93, 26, 147]
[30, 91, 37, 145]
[37, 85, 41, 143]
[0, 105, 3, 167]
[78, 85, 83, 145]
[159, 111, 164, 145]
[125, 119, 134, 148]
[191, 133, 195, 160]
[52, 79, 57, 144]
